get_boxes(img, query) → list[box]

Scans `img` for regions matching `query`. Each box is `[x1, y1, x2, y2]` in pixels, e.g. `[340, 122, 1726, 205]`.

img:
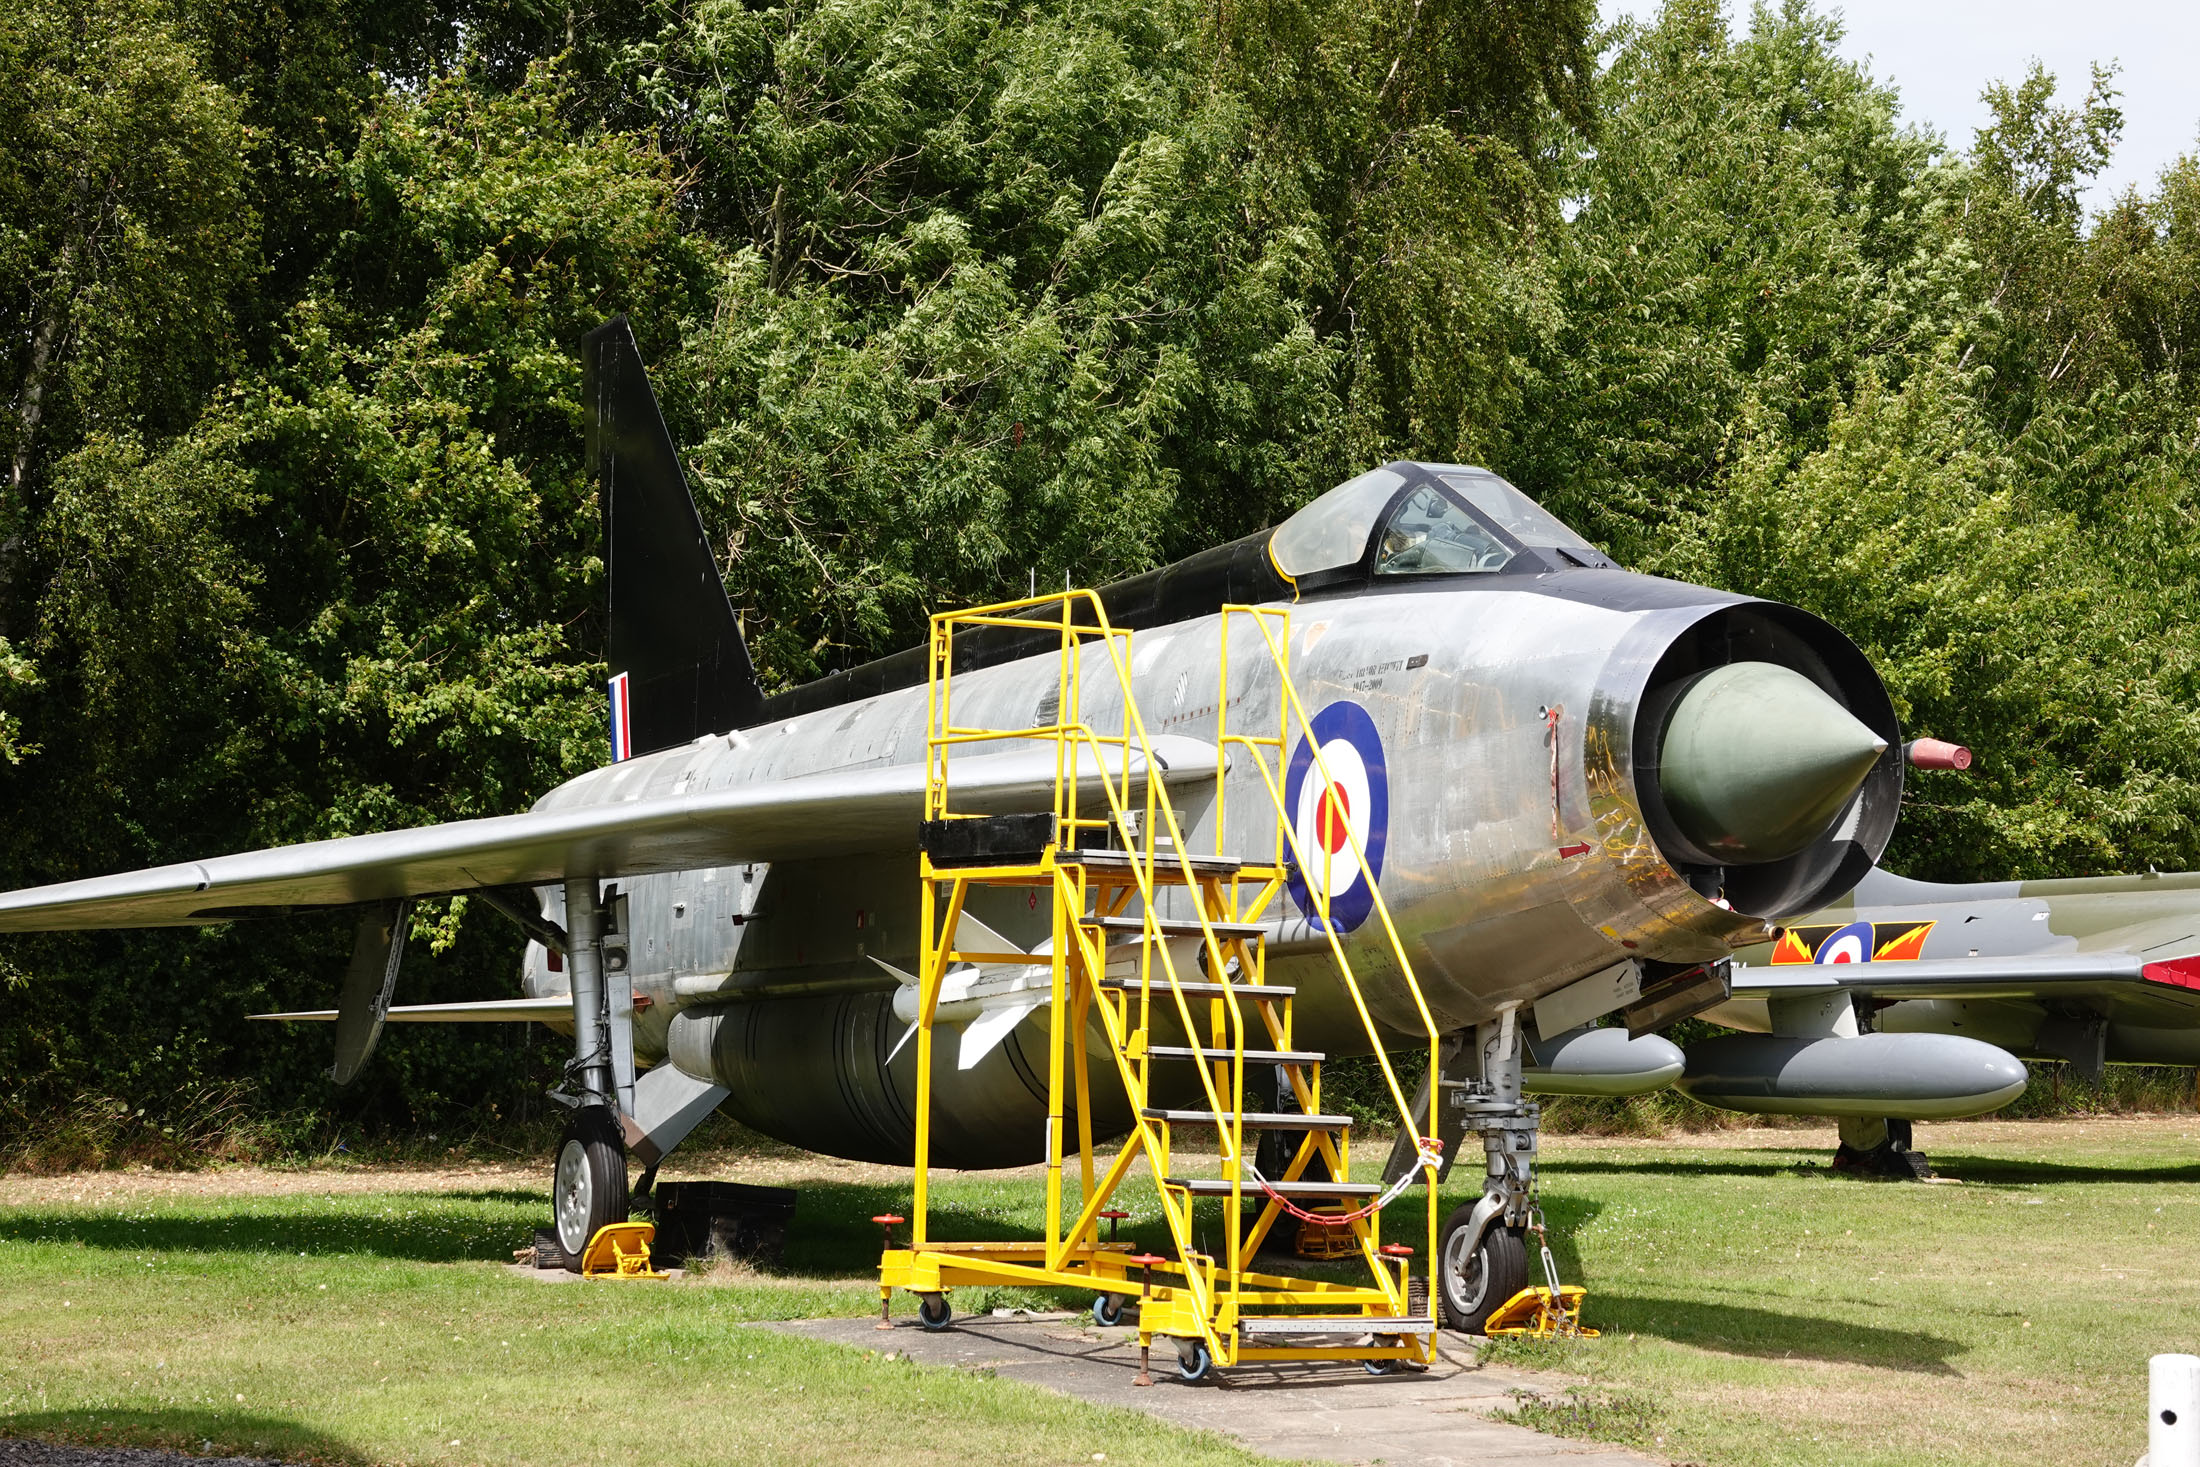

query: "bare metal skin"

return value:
[520, 553, 1897, 1165]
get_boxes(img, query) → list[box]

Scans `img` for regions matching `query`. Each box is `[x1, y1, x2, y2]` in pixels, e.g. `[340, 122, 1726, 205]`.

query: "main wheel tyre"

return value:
[1437, 1205, 1528, 1333]
[1091, 1293, 1127, 1327]
[553, 1108, 629, 1269]
[1174, 1340, 1213, 1384]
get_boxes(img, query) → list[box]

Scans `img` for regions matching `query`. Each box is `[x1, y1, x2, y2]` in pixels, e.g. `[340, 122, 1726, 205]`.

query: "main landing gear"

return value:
[1831, 1116, 1933, 1180]
[554, 1107, 629, 1261]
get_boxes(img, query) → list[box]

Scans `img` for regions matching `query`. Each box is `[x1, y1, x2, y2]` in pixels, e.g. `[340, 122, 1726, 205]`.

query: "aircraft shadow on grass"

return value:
[1921, 1154, 2200, 1186]
[1545, 1155, 1824, 1180]
[1592, 1292, 1962, 1373]
[0, 1196, 531, 1263]
[0, 1179, 1094, 1271]
[1547, 1151, 2200, 1186]
[437, 1187, 554, 1205]
[0, 1409, 365, 1466]
[0, 1178, 1613, 1289]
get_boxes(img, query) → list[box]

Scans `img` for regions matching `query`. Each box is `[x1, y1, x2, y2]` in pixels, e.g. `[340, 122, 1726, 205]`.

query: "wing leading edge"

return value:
[254, 998, 571, 1023]
[0, 737, 1216, 932]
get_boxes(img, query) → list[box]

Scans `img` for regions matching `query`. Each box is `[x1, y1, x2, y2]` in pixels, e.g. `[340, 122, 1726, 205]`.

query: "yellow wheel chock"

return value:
[1484, 1283, 1597, 1338]
[581, 1221, 668, 1279]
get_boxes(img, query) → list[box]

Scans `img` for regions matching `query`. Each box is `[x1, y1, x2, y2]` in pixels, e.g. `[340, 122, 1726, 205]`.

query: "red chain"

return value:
[1251, 1137, 1443, 1226]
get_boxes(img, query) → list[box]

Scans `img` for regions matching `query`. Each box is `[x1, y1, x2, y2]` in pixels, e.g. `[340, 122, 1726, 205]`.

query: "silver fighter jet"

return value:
[0, 318, 1907, 1316]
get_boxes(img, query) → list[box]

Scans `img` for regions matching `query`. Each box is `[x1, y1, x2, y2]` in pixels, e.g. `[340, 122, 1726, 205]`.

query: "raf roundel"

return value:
[1812, 920, 1875, 965]
[1283, 701, 1390, 934]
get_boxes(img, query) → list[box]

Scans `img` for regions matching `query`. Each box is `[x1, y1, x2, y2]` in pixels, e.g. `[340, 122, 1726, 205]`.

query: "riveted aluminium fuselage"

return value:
[518, 569, 1893, 1163]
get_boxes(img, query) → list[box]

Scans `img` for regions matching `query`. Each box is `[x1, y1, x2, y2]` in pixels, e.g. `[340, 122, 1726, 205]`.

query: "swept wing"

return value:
[0, 738, 1214, 932]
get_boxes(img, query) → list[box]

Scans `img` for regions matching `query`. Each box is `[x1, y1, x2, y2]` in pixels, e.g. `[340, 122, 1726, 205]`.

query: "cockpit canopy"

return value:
[1269, 463, 1612, 588]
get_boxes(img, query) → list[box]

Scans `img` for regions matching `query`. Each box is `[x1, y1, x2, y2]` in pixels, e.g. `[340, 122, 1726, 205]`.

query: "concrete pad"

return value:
[768, 1313, 1666, 1467]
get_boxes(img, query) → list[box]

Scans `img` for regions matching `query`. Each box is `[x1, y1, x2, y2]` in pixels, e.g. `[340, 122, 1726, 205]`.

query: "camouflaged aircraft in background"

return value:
[1683, 801, 2200, 1176]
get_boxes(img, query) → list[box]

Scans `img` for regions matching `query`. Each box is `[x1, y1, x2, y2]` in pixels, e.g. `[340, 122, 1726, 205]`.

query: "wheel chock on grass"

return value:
[1484, 1284, 1597, 1339]
[581, 1221, 668, 1279]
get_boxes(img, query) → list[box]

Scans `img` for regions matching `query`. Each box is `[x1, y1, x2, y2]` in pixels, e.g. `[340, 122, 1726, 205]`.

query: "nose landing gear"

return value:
[1426, 1011, 1581, 1334]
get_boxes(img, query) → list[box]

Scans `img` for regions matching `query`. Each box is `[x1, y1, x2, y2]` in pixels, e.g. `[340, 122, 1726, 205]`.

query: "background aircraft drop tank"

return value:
[1677, 1031, 2029, 1119]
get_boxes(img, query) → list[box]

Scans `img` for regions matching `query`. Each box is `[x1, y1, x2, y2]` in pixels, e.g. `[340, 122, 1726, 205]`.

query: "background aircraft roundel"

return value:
[1283, 700, 1388, 933]
[1770, 918, 1936, 964]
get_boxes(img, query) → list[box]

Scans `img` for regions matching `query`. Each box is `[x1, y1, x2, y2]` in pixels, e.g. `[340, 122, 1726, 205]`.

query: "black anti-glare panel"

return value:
[584, 317, 763, 755]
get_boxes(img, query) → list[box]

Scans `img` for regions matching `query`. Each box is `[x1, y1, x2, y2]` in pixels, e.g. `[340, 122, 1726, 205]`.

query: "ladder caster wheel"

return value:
[1092, 1293, 1127, 1327]
[918, 1293, 953, 1331]
[1174, 1340, 1213, 1384]
[1363, 1356, 1401, 1376]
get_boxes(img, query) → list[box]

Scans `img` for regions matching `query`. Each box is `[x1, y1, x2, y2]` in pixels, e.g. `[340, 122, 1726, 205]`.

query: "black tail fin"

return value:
[584, 316, 764, 756]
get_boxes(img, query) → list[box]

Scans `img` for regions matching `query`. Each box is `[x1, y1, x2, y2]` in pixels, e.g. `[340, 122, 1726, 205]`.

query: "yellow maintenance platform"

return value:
[876, 591, 1445, 1381]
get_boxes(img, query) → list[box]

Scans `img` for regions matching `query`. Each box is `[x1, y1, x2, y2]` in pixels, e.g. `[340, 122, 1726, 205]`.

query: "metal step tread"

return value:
[1065, 848, 1244, 878]
[1141, 1108, 1351, 1130]
[1084, 914, 1266, 939]
[1164, 1177, 1380, 1197]
[1237, 1315, 1436, 1338]
[1145, 1045, 1323, 1065]
[1101, 978, 1294, 1000]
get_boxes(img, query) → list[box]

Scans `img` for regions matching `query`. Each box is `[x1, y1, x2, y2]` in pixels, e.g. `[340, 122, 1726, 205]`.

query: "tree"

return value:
[0, 0, 254, 639]
[1512, 0, 1968, 558]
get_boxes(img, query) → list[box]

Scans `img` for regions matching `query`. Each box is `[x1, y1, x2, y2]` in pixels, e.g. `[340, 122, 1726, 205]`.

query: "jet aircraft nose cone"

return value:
[1657, 661, 1889, 866]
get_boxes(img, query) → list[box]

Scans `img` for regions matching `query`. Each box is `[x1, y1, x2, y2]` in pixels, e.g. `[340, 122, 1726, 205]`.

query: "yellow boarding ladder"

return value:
[876, 592, 1443, 1380]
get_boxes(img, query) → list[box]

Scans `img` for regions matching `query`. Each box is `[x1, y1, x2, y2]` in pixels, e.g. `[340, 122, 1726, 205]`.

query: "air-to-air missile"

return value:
[0, 317, 1907, 1332]
[1672, 738, 2200, 1177]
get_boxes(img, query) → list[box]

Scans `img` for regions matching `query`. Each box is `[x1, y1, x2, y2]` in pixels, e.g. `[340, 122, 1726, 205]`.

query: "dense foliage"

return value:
[2, 0, 2195, 1147]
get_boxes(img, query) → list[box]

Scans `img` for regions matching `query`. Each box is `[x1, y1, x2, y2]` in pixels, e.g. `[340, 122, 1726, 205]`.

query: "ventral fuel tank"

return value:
[1677, 1032, 2029, 1119]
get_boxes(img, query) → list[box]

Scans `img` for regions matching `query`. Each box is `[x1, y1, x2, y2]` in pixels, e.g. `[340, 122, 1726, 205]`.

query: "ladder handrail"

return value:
[1221, 605, 1444, 1156]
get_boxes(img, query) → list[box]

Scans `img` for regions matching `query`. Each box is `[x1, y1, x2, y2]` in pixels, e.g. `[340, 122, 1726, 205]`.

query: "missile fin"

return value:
[953, 910, 1028, 957]
[957, 997, 1044, 1070]
[870, 954, 920, 987]
[885, 1022, 918, 1064]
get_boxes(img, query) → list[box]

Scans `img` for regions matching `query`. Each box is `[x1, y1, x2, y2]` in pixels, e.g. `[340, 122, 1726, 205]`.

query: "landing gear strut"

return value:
[550, 877, 632, 1265]
[1831, 1116, 1932, 1179]
[1431, 1010, 1544, 1332]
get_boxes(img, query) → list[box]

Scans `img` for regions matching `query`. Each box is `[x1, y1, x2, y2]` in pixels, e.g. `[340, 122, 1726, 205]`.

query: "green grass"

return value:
[0, 1172, 1263, 1467]
[1515, 1118, 2200, 1466]
[4, 1117, 2196, 1467]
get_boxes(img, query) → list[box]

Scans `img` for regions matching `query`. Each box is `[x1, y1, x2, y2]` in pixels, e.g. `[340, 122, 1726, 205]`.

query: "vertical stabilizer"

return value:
[584, 317, 763, 755]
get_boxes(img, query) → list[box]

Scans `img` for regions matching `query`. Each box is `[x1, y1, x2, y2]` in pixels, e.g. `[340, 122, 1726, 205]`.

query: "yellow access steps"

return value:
[876, 591, 1444, 1381]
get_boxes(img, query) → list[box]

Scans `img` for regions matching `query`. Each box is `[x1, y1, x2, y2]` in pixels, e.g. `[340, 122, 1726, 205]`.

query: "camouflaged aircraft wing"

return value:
[1731, 951, 2152, 998]
[0, 737, 1215, 932]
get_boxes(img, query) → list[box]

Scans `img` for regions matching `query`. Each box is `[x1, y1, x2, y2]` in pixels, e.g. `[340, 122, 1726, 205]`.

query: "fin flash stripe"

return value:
[609, 672, 634, 763]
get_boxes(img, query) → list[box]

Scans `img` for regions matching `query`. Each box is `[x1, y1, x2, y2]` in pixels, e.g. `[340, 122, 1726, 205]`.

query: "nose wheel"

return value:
[553, 1107, 629, 1267]
[1437, 1205, 1527, 1332]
